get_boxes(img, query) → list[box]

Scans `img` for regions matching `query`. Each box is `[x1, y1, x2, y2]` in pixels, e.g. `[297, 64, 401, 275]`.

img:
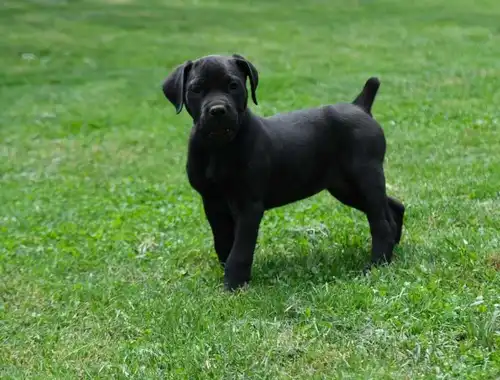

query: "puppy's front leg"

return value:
[202, 196, 235, 266]
[224, 201, 264, 291]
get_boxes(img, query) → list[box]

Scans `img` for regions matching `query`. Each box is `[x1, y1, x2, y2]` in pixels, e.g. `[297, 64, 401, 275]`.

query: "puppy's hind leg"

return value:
[338, 161, 396, 269]
[388, 196, 405, 245]
[328, 174, 394, 262]
[327, 179, 366, 213]
[357, 168, 395, 268]
[330, 179, 404, 247]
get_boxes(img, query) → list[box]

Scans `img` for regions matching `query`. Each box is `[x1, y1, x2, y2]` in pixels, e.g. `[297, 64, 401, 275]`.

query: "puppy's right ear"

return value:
[162, 60, 193, 114]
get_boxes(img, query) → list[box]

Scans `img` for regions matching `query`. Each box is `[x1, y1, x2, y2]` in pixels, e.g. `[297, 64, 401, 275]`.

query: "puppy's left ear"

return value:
[162, 60, 193, 114]
[232, 54, 259, 105]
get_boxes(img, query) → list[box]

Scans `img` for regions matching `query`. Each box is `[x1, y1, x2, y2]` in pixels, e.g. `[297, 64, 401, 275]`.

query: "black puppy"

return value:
[162, 54, 405, 291]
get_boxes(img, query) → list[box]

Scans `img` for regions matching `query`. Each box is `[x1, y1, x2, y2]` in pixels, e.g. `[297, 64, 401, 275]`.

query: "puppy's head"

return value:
[162, 54, 259, 146]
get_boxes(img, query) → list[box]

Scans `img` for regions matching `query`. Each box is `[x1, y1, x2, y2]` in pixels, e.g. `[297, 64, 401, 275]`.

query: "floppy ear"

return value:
[162, 60, 193, 114]
[232, 54, 259, 105]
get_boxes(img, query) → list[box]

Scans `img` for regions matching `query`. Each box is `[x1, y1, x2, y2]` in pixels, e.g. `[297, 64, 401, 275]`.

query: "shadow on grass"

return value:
[253, 243, 369, 287]
[252, 240, 414, 288]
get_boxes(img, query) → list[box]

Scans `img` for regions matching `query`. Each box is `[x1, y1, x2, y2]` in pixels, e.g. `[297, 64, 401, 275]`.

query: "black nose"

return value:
[209, 105, 226, 116]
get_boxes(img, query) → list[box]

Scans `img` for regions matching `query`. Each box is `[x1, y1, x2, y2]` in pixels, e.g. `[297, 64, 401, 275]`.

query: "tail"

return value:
[352, 77, 380, 116]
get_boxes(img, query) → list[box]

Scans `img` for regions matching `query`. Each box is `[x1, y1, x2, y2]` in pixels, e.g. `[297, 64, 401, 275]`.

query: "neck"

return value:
[236, 107, 252, 128]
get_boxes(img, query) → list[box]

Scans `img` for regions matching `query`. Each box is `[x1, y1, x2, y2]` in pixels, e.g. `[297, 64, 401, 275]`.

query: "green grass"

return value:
[1, 0, 500, 378]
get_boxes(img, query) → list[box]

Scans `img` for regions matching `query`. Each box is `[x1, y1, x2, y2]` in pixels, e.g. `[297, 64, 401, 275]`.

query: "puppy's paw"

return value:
[223, 266, 251, 292]
[363, 256, 391, 275]
[223, 278, 250, 292]
[362, 263, 373, 276]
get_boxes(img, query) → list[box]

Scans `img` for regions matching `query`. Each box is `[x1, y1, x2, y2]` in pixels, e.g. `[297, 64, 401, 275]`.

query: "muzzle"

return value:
[200, 99, 239, 144]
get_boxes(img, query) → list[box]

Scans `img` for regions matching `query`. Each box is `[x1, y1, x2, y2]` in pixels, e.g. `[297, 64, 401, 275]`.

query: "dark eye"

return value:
[228, 81, 239, 91]
[190, 84, 202, 94]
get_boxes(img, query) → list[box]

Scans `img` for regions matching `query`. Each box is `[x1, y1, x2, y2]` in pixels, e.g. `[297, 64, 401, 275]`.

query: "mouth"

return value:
[205, 127, 237, 145]
[209, 128, 232, 138]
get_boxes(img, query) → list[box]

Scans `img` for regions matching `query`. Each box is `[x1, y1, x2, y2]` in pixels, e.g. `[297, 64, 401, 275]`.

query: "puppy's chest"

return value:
[205, 156, 234, 182]
[203, 155, 246, 192]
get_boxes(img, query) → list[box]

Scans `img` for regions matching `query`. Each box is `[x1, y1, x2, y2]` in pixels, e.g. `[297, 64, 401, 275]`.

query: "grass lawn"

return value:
[1, 0, 500, 378]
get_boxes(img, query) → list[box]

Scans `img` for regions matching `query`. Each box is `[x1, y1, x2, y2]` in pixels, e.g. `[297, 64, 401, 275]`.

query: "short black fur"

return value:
[162, 54, 405, 291]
